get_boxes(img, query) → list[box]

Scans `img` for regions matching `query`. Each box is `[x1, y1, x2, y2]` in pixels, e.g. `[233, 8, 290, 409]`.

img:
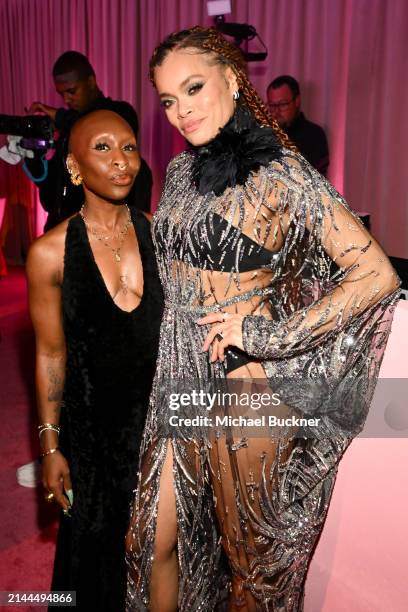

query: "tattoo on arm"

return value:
[47, 362, 64, 403]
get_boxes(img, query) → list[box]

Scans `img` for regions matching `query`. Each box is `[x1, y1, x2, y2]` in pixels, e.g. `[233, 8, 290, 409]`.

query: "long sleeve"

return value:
[242, 157, 400, 361]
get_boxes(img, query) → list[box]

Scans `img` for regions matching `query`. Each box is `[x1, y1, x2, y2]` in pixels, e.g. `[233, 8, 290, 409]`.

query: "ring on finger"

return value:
[44, 491, 54, 503]
[215, 332, 224, 341]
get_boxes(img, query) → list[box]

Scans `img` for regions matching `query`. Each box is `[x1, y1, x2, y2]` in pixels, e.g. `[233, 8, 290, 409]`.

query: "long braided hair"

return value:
[149, 26, 294, 151]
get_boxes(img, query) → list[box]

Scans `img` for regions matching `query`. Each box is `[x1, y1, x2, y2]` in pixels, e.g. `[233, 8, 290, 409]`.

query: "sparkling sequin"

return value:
[126, 149, 399, 611]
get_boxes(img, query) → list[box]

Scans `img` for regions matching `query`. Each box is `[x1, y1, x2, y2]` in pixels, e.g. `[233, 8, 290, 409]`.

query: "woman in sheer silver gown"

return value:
[126, 27, 400, 611]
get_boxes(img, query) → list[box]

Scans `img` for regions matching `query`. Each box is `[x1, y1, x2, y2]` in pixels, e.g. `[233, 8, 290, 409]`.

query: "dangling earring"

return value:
[233, 90, 240, 101]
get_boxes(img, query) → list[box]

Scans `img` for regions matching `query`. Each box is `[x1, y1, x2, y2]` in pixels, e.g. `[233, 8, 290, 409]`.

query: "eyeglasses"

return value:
[267, 98, 295, 110]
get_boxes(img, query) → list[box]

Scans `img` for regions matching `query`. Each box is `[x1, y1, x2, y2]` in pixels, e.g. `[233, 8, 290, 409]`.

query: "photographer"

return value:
[25, 51, 152, 231]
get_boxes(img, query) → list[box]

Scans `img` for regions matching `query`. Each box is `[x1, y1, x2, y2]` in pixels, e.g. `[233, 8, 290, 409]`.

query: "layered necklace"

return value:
[79, 203, 132, 263]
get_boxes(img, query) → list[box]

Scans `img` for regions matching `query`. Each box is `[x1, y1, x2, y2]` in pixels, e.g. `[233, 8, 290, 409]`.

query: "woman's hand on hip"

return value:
[197, 312, 244, 362]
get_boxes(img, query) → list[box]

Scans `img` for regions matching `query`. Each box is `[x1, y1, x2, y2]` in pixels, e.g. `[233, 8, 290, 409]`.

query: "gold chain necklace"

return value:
[79, 203, 132, 263]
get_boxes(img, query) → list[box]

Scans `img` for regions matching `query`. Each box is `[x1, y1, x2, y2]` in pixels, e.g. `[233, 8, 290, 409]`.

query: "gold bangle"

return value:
[38, 423, 60, 439]
[40, 447, 60, 458]
[38, 429, 60, 439]
[38, 423, 60, 435]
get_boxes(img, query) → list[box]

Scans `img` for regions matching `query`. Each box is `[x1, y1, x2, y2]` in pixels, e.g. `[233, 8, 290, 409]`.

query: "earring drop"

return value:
[233, 90, 240, 101]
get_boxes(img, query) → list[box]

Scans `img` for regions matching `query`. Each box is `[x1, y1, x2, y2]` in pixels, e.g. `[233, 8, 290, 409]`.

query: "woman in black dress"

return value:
[27, 109, 162, 611]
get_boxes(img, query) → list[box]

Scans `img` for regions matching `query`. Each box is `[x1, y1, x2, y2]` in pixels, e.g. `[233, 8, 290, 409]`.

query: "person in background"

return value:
[25, 51, 152, 230]
[267, 74, 329, 176]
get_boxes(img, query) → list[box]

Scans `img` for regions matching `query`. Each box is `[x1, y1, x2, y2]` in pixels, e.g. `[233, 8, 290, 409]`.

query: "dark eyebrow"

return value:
[159, 74, 205, 98]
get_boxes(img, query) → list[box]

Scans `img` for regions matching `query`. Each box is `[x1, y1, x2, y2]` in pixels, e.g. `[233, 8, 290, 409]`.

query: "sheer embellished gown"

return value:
[126, 111, 399, 611]
[51, 208, 163, 611]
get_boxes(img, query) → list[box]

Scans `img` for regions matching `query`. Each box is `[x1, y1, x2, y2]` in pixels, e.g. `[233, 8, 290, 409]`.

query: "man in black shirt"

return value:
[267, 75, 329, 176]
[25, 51, 152, 230]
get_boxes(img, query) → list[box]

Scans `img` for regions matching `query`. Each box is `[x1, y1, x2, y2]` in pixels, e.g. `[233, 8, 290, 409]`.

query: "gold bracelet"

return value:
[40, 447, 60, 458]
[38, 423, 60, 438]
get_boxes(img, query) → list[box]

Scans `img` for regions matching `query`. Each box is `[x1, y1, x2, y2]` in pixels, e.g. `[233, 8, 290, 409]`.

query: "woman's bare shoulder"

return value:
[26, 216, 74, 281]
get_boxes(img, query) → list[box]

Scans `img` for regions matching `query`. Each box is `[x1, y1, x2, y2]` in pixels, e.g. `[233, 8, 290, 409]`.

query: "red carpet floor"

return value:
[0, 267, 58, 611]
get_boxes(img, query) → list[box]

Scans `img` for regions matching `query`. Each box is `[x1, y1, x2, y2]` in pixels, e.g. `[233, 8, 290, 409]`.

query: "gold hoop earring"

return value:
[70, 173, 83, 186]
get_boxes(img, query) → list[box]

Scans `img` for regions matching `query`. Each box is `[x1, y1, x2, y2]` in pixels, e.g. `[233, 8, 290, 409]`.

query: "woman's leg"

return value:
[210, 432, 296, 611]
[127, 434, 225, 611]
[126, 439, 178, 612]
[208, 363, 327, 611]
[150, 443, 178, 611]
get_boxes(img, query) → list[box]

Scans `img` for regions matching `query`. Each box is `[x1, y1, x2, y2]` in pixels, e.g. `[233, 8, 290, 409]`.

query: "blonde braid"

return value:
[149, 26, 296, 151]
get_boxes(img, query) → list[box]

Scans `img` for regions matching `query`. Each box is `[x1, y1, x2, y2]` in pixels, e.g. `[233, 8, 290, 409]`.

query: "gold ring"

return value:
[44, 491, 54, 503]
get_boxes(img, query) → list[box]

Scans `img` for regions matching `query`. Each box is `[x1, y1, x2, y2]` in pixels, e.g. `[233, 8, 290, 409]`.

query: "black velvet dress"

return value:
[51, 208, 163, 611]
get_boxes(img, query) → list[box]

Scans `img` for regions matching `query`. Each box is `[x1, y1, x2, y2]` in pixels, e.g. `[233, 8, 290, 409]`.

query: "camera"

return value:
[207, 0, 268, 62]
[0, 114, 54, 150]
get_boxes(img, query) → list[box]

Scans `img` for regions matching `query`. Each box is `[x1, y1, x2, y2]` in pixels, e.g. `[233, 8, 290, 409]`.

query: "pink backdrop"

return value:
[306, 299, 408, 611]
[0, 3, 407, 608]
[0, 0, 407, 257]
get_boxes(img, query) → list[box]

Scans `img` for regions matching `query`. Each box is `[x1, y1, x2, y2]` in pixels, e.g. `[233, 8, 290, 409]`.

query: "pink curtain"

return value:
[0, 0, 407, 258]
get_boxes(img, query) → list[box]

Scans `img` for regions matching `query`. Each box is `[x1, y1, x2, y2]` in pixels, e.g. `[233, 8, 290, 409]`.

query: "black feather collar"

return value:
[190, 106, 282, 196]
